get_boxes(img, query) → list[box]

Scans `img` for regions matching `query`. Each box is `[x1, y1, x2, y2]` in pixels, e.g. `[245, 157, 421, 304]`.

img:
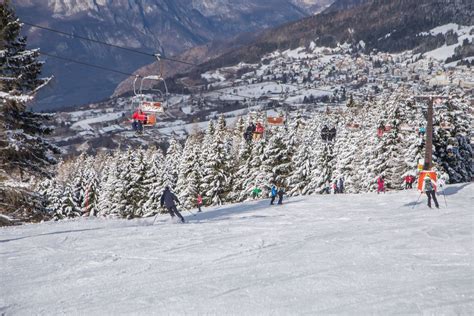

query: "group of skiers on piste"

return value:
[250, 185, 285, 205]
[269, 185, 285, 205]
[404, 174, 416, 189]
[159, 184, 286, 222]
[322, 177, 345, 194]
[159, 172, 442, 222]
[376, 173, 441, 208]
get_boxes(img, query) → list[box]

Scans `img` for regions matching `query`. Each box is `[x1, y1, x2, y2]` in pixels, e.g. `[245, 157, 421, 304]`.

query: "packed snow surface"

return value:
[1, 184, 473, 315]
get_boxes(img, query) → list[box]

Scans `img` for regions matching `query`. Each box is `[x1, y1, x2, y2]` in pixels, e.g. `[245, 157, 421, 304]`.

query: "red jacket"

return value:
[197, 195, 202, 205]
[255, 123, 264, 134]
[132, 112, 146, 122]
[404, 175, 411, 183]
[377, 177, 384, 187]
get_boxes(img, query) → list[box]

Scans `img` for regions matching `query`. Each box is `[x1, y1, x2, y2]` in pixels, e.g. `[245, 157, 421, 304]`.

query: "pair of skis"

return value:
[411, 187, 448, 209]
[151, 208, 197, 225]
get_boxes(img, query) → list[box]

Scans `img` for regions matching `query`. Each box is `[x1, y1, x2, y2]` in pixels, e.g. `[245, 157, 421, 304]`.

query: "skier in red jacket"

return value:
[253, 122, 264, 140]
[197, 194, 203, 212]
[132, 110, 147, 132]
[404, 175, 411, 189]
[377, 176, 385, 194]
[404, 174, 414, 189]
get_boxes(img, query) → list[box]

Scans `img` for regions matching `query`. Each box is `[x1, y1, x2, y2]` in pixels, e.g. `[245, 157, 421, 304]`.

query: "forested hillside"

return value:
[39, 94, 472, 220]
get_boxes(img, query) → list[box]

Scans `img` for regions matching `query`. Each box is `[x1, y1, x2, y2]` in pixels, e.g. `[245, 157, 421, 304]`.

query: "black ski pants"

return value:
[426, 190, 439, 208]
[167, 205, 184, 221]
[270, 195, 276, 205]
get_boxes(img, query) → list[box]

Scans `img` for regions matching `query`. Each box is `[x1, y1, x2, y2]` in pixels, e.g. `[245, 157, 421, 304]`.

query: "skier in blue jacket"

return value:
[270, 185, 278, 205]
[160, 186, 185, 223]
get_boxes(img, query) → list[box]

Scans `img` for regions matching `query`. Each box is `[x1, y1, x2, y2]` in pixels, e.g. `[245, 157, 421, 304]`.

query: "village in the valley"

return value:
[51, 23, 474, 155]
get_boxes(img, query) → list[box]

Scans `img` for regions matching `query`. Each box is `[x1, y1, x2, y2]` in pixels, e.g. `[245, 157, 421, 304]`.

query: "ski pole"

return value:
[412, 192, 422, 209]
[186, 208, 196, 216]
[152, 212, 160, 225]
[152, 207, 167, 225]
[441, 186, 448, 207]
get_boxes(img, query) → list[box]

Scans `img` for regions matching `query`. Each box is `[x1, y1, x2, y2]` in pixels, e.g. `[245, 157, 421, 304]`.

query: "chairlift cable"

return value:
[22, 21, 198, 67]
[28, 21, 387, 107]
[38, 51, 142, 78]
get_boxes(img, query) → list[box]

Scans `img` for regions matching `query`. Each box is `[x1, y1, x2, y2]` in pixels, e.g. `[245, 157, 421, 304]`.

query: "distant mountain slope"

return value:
[113, 0, 472, 96]
[324, 0, 367, 13]
[191, 0, 473, 74]
[13, 0, 332, 110]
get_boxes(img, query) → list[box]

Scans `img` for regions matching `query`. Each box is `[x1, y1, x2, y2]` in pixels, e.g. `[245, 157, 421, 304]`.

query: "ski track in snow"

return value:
[1, 184, 473, 315]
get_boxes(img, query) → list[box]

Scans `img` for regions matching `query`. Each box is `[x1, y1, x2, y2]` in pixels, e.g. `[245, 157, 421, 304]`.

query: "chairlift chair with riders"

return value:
[377, 121, 392, 137]
[440, 121, 453, 130]
[321, 125, 337, 142]
[267, 107, 286, 127]
[346, 122, 360, 130]
[131, 54, 169, 129]
[262, 83, 287, 127]
[267, 116, 285, 126]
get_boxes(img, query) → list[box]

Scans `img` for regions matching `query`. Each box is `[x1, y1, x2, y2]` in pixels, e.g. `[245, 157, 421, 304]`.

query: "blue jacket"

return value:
[271, 186, 277, 197]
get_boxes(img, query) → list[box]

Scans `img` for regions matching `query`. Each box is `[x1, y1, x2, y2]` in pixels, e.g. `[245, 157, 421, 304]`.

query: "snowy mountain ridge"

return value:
[35, 0, 330, 17]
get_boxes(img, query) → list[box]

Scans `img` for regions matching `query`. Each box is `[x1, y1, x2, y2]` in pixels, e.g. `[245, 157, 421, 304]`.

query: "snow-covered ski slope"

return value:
[1, 184, 473, 315]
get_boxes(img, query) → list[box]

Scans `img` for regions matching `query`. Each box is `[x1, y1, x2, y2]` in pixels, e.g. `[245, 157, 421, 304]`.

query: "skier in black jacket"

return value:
[244, 123, 255, 142]
[160, 186, 185, 223]
[277, 188, 285, 205]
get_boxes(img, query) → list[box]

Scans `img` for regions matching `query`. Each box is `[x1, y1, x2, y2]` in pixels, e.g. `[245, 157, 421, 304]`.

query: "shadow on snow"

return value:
[184, 198, 304, 223]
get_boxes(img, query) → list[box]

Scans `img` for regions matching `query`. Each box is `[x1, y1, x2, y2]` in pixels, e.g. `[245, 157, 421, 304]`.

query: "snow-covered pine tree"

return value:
[229, 129, 254, 202]
[332, 116, 363, 193]
[262, 125, 292, 189]
[200, 115, 232, 205]
[111, 149, 148, 219]
[82, 159, 100, 217]
[240, 136, 267, 200]
[176, 134, 202, 209]
[38, 178, 62, 216]
[394, 98, 425, 184]
[162, 138, 183, 189]
[0, 1, 57, 178]
[69, 154, 88, 215]
[306, 137, 334, 195]
[54, 182, 81, 220]
[372, 97, 408, 190]
[0, 1, 58, 223]
[198, 119, 215, 190]
[143, 147, 165, 216]
[234, 116, 246, 140]
[287, 127, 314, 196]
[97, 153, 119, 217]
[433, 97, 472, 183]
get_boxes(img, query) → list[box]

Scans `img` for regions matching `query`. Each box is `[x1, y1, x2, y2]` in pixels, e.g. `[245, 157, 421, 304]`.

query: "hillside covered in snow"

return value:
[50, 21, 473, 158]
[1, 183, 472, 314]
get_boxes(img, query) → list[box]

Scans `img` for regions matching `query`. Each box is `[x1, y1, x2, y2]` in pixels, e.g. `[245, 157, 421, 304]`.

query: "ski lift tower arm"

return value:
[133, 75, 140, 96]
